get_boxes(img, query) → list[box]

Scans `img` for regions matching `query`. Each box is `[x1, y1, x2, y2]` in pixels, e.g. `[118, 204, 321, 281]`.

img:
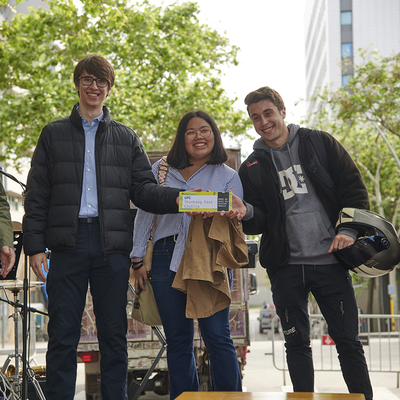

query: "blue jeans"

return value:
[269, 264, 372, 400]
[151, 239, 242, 400]
[46, 221, 129, 400]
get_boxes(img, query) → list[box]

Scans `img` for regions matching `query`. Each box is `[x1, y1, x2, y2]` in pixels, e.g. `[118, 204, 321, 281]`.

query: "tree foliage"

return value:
[0, 0, 251, 167]
[303, 51, 400, 231]
[303, 52, 400, 300]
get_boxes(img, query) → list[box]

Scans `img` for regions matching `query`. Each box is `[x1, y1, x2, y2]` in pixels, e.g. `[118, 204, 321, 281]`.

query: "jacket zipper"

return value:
[95, 120, 106, 258]
[257, 149, 291, 267]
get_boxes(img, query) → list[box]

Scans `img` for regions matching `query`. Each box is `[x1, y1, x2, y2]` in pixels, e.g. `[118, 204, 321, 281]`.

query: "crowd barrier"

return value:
[267, 313, 400, 387]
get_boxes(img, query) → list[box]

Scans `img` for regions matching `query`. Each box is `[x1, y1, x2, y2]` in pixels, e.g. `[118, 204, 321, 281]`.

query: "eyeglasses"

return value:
[79, 76, 108, 88]
[184, 128, 213, 141]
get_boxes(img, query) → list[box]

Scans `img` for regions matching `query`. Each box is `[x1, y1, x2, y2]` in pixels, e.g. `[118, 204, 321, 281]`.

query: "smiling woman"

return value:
[182, 117, 215, 178]
[131, 110, 245, 399]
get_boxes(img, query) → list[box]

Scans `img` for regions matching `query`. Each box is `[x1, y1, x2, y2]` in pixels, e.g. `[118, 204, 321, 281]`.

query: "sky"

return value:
[150, 0, 308, 155]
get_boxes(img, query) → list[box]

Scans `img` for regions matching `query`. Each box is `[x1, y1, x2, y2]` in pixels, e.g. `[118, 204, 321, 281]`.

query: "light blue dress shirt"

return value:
[78, 111, 103, 218]
[131, 159, 244, 272]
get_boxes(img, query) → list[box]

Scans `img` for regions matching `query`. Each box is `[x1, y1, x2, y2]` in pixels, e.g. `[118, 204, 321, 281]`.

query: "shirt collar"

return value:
[76, 105, 104, 123]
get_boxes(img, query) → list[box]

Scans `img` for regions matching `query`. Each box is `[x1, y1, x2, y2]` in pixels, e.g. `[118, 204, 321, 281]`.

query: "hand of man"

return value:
[0, 246, 16, 278]
[30, 252, 49, 283]
[328, 234, 355, 253]
[221, 192, 247, 221]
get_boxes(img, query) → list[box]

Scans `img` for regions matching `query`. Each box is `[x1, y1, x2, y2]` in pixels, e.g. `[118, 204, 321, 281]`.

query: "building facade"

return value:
[305, 0, 400, 114]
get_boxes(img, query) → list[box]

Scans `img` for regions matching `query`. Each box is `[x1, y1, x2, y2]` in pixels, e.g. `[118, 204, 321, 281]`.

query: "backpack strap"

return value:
[309, 130, 328, 171]
[307, 129, 335, 189]
[245, 152, 264, 189]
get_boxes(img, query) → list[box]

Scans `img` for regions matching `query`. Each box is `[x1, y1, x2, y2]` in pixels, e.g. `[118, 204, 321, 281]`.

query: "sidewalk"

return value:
[0, 309, 399, 399]
[242, 339, 400, 399]
[245, 308, 400, 400]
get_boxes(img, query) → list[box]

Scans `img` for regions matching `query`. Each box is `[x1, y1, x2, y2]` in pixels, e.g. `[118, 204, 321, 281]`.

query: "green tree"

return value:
[0, 0, 251, 167]
[304, 51, 400, 230]
[303, 52, 400, 311]
[330, 51, 400, 139]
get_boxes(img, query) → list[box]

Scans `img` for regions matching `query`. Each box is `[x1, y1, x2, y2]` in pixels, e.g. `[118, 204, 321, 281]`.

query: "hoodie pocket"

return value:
[286, 211, 334, 260]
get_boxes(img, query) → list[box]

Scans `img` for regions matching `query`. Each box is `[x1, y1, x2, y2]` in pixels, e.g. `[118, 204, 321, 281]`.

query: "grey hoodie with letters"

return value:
[253, 124, 343, 265]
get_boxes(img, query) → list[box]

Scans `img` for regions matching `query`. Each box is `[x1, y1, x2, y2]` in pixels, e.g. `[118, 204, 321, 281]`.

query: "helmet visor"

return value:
[334, 236, 387, 270]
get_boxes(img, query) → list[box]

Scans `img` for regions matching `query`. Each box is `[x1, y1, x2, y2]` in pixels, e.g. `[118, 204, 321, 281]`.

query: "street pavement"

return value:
[245, 308, 400, 400]
[0, 308, 399, 399]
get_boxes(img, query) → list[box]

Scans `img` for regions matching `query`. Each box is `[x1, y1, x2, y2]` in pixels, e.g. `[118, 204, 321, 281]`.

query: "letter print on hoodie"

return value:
[253, 123, 337, 265]
[278, 164, 307, 200]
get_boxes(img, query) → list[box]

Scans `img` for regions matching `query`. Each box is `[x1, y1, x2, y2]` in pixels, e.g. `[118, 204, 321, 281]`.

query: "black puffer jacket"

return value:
[23, 104, 179, 256]
[239, 128, 370, 271]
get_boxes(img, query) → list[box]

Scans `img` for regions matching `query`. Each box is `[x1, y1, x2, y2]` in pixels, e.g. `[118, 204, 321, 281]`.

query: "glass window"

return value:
[341, 43, 353, 58]
[342, 74, 352, 86]
[341, 11, 352, 25]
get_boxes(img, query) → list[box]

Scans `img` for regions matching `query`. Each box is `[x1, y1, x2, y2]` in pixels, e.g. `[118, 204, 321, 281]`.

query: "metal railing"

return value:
[268, 313, 400, 387]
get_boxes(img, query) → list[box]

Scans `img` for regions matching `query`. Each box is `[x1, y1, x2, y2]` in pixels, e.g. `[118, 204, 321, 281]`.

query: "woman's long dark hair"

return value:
[167, 111, 228, 169]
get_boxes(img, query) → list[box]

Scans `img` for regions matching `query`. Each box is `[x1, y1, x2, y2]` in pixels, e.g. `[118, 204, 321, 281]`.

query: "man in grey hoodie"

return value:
[238, 86, 373, 400]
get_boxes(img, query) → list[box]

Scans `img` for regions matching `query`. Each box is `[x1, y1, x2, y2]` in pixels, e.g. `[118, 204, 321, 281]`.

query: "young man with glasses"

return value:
[236, 86, 373, 400]
[23, 54, 180, 400]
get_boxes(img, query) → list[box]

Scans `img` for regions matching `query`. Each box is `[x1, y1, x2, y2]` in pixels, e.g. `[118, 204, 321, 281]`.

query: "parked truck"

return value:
[77, 148, 258, 399]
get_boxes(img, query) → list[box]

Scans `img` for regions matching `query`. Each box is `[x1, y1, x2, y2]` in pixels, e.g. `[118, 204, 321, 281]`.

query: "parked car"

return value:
[258, 305, 280, 334]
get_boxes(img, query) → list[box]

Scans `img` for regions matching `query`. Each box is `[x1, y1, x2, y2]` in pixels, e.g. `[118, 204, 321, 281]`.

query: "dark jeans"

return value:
[46, 221, 130, 400]
[151, 239, 242, 400]
[269, 264, 372, 400]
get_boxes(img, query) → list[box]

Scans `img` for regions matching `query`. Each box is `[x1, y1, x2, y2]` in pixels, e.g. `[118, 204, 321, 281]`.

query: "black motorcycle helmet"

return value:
[334, 208, 400, 277]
